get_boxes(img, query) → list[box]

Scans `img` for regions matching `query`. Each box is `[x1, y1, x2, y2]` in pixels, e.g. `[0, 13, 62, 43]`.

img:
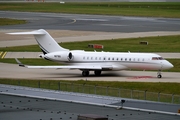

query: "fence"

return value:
[6, 81, 179, 104]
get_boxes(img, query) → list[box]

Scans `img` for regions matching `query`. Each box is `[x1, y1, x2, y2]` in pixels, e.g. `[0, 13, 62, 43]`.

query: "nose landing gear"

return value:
[157, 70, 162, 78]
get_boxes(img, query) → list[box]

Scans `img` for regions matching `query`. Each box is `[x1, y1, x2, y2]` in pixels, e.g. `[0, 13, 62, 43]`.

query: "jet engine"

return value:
[68, 52, 73, 61]
[44, 51, 74, 62]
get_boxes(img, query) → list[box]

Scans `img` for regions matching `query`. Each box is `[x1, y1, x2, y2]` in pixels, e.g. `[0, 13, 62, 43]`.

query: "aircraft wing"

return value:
[15, 58, 102, 70]
[15, 58, 127, 70]
[25, 65, 101, 70]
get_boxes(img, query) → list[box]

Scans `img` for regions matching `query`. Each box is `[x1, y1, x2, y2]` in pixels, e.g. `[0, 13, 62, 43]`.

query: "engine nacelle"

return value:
[67, 52, 73, 60]
[44, 51, 73, 62]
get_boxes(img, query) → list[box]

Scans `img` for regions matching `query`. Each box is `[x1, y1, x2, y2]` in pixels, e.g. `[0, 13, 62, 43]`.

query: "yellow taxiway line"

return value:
[1, 52, 7, 59]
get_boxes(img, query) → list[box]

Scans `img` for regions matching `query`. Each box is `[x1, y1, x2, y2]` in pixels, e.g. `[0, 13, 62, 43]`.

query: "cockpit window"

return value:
[152, 57, 158, 60]
[158, 57, 164, 60]
[152, 57, 164, 60]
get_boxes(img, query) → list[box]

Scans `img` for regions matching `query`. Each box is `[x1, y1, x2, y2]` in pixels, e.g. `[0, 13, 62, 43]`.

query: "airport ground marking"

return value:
[67, 19, 76, 25]
[1, 52, 7, 59]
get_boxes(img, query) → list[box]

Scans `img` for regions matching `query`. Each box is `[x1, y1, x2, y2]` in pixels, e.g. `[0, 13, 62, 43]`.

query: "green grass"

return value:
[1, 35, 180, 52]
[0, 79, 180, 95]
[0, 45, 41, 52]
[0, 79, 180, 102]
[61, 35, 180, 52]
[0, 2, 180, 18]
[0, 18, 26, 26]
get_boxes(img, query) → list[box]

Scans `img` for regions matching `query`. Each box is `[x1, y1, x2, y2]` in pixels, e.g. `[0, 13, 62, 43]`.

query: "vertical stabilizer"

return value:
[8, 29, 69, 54]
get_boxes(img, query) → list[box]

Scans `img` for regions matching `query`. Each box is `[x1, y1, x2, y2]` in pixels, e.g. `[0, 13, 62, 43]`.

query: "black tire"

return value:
[82, 71, 89, 76]
[94, 70, 101, 76]
[157, 74, 162, 78]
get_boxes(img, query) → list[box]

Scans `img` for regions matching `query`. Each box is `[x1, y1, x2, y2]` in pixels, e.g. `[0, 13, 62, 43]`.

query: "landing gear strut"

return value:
[94, 70, 101, 76]
[157, 70, 162, 78]
[82, 71, 89, 76]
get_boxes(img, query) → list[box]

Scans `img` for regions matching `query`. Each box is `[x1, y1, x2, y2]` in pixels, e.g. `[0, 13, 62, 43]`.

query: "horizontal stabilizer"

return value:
[7, 29, 46, 35]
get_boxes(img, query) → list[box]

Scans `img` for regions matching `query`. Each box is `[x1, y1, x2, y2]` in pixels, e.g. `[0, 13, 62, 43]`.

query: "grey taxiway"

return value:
[1, 11, 180, 32]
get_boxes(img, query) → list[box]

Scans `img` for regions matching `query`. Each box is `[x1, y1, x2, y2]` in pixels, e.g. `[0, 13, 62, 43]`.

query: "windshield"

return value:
[152, 57, 164, 60]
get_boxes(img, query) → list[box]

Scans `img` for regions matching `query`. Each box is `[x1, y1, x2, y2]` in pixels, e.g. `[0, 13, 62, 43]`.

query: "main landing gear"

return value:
[94, 70, 101, 76]
[82, 70, 102, 76]
[157, 70, 162, 78]
[82, 71, 89, 77]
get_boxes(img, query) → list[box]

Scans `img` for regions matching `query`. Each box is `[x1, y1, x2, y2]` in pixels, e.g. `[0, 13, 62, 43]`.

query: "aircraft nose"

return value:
[163, 61, 174, 69]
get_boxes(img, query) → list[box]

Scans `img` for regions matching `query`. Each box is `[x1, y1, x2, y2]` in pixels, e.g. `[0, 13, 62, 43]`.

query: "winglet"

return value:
[15, 58, 25, 67]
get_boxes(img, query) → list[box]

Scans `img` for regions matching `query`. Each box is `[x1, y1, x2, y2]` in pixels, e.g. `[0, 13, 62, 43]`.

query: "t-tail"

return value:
[8, 29, 69, 54]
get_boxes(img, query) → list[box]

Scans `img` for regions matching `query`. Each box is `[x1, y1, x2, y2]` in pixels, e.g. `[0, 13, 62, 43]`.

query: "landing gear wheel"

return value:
[82, 71, 89, 77]
[94, 70, 101, 76]
[157, 74, 162, 78]
[157, 70, 162, 78]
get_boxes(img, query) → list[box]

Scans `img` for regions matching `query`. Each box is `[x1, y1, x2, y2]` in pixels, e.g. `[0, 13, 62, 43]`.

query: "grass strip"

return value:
[1, 35, 180, 52]
[0, 2, 180, 18]
[0, 79, 179, 95]
[0, 18, 26, 26]
[0, 79, 179, 103]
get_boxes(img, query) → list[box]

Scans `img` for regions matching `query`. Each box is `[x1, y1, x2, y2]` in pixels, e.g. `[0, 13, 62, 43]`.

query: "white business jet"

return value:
[8, 29, 173, 78]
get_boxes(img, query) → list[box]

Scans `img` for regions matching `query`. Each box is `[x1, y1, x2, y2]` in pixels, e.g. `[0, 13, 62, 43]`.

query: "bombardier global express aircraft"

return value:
[8, 29, 173, 78]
